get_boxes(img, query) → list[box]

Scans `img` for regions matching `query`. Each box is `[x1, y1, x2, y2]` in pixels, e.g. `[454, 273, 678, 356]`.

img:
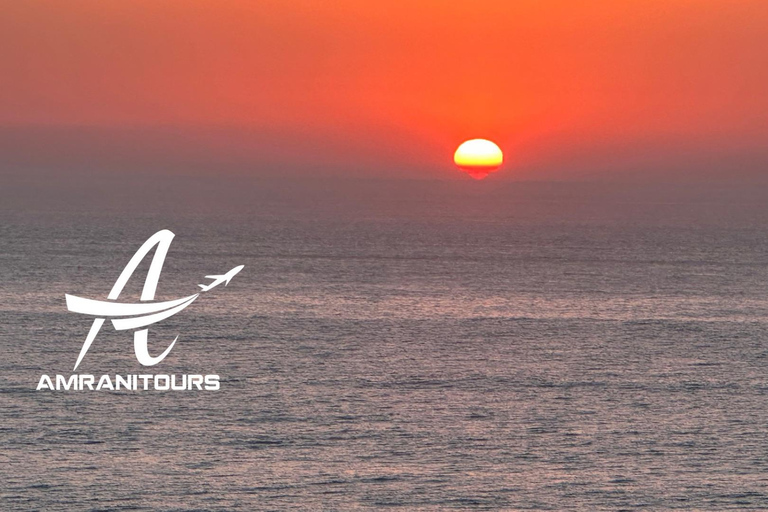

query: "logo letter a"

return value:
[73, 230, 179, 370]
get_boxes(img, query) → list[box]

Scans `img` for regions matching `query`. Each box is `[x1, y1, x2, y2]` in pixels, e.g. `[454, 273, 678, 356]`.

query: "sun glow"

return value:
[454, 139, 503, 180]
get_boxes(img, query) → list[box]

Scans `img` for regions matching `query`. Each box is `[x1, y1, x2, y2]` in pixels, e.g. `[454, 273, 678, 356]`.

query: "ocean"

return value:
[3, 177, 768, 510]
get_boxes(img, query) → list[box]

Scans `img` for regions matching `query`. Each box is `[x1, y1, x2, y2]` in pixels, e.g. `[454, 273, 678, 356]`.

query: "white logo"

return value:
[64, 229, 243, 371]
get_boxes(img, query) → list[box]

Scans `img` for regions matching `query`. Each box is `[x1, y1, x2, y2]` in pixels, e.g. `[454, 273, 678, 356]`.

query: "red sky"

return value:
[2, 0, 768, 180]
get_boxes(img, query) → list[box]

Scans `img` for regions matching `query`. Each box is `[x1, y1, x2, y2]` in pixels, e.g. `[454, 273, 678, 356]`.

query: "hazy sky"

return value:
[2, 1, 768, 180]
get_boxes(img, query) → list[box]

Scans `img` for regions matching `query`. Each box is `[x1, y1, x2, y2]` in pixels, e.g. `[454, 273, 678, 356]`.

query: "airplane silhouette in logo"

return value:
[198, 265, 244, 292]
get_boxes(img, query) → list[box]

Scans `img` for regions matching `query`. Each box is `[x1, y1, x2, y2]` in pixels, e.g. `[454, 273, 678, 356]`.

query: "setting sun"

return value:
[454, 139, 504, 180]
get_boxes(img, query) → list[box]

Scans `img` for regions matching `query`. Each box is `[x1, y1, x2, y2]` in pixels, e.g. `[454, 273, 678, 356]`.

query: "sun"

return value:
[454, 139, 503, 180]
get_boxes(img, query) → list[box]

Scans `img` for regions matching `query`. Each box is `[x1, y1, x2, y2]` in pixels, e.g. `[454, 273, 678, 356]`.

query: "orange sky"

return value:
[2, 0, 768, 179]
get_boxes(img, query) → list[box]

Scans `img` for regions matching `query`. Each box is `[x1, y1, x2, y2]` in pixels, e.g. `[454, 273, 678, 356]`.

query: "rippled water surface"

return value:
[3, 179, 768, 510]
